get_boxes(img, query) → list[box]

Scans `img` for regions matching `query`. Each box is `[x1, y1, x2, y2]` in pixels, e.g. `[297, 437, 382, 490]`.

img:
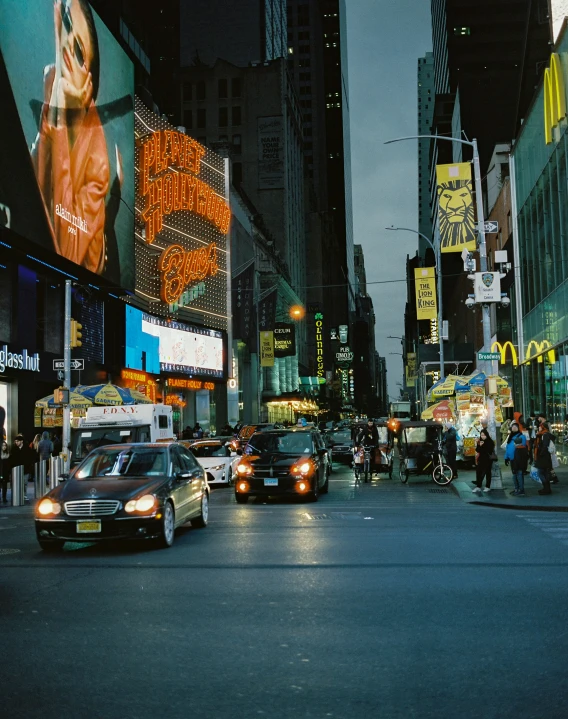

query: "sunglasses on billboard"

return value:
[60, 1, 86, 69]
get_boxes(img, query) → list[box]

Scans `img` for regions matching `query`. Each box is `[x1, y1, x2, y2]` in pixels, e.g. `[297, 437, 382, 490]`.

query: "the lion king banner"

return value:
[436, 163, 477, 253]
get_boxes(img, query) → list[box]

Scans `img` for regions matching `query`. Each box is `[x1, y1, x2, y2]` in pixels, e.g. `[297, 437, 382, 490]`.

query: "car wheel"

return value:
[235, 493, 249, 504]
[38, 539, 65, 552]
[157, 501, 175, 548]
[306, 478, 319, 502]
[322, 469, 330, 494]
[191, 492, 209, 528]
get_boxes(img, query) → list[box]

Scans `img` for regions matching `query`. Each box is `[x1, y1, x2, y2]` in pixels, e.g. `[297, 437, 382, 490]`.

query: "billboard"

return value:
[134, 99, 230, 332]
[0, 0, 135, 287]
[550, 1, 568, 42]
[436, 163, 476, 253]
[125, 305, 224, 379]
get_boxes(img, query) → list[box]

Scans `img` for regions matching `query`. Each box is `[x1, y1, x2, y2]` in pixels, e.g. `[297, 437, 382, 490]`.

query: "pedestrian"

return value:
[37, 431, 54, 462]
[504, 421, 527, 484]
[193, 423, 204, 439]
[510, 434, 529, 496]
[182, 425, 192, 440]
[12, 435, 36, 501]
[52, 432, 62, 457]
[31, 433, 41, 453]
[443, 423, 458, 479]
[533, 421, 555, 495]
[472, 429, 495, 493]
[534, 413, 559, 484]
[1, 440, 10, 503]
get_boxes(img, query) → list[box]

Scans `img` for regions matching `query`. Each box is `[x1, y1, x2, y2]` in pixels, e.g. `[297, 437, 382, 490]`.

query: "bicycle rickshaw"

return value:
[396, 421, 453, 486]
[353, 421, 395, 482]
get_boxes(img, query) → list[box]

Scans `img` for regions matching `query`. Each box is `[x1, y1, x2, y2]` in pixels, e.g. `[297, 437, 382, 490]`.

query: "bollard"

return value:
[49, 456, 62, 490]
[11, 465, 25, 506]
[34, 459, 48, 499]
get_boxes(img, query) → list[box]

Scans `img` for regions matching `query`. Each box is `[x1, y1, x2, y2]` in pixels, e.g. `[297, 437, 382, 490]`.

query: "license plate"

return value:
[264, 478, 278, 486]
[76, 520, 102, 533]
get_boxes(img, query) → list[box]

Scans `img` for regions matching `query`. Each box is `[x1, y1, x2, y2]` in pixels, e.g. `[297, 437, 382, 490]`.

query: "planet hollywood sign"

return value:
[134, 99, 230, 329]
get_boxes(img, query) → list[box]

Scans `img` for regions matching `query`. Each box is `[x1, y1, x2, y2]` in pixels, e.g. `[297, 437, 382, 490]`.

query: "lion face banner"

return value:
[436, 163, 476, 253]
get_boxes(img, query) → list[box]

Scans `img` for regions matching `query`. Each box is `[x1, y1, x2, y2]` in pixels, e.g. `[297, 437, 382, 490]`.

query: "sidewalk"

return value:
[451, 463, 568, 511]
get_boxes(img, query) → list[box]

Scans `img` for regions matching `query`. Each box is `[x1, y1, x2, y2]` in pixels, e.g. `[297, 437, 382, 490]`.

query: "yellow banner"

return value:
[406, 353, 417, 387]
[414, 267, 437, 320]
[260, 331, 275, 367]
[436, 163, 476, 253]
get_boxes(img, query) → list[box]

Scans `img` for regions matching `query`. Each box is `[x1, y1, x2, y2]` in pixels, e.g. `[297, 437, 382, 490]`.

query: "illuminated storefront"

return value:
[512, 27, 568, 438]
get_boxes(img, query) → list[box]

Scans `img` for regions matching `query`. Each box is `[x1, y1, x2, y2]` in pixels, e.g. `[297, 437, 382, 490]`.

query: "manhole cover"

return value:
[429, 488, 449, 494]
[0, 548, 20, 555]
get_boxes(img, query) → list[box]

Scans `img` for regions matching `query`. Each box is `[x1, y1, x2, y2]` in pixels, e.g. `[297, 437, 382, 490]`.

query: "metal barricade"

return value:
[11, 465, 25, 506]
[34, 459, 48, 499]
[49, 456, 62, 490]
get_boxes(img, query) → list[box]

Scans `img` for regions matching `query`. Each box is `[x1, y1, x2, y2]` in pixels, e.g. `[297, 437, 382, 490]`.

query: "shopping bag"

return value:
[530, 467, 542, 484]
[549, 440, 560, 469]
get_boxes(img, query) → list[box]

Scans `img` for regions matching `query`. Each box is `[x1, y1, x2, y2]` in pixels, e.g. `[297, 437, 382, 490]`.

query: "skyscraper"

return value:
[417, 53, 435, 254]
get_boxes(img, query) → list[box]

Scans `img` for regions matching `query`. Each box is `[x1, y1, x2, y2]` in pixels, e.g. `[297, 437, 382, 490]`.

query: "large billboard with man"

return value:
[0, 0, 134, 288]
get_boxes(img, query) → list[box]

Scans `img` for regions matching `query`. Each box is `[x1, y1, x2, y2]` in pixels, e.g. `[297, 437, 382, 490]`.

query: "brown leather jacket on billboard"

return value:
[31, 65, 109, 274]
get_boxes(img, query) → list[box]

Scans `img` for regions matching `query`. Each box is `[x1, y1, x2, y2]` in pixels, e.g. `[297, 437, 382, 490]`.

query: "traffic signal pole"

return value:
[63, 279, 71, 471]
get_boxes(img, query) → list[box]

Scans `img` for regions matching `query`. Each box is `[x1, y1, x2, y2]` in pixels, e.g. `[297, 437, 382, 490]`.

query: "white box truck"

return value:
[70, 404, 174, 466]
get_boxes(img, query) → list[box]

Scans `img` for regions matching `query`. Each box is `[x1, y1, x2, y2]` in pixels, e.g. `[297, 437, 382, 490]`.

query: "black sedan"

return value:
[35, 442, 209, 551]
[325, 429, 354, 465]
[234, 429, 330, 503]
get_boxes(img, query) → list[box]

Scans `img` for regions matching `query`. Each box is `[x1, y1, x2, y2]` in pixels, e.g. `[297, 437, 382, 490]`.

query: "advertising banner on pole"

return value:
[232, 263, 255, 349]
[273, 322, 296, 358]
[414, 267, 437, 320]
[436, 163, 476, 253]
[260, 331, 275, 367]
[406, 352, 417, 387]
[258, 289, 277, 332]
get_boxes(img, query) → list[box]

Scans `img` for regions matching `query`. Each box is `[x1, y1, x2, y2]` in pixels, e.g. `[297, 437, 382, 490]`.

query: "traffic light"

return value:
[70, 319, 83, 348]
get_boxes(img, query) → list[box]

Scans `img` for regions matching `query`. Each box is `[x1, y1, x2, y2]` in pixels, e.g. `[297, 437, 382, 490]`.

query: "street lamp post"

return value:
[385, 135, 497, 446]
[386, 226, 444, 382]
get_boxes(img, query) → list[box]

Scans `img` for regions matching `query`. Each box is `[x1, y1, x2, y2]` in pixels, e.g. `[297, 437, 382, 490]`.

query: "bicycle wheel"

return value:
[364, 462, 369, 483]
[399, 460, 409, 484]
[432, 462, 453, 486]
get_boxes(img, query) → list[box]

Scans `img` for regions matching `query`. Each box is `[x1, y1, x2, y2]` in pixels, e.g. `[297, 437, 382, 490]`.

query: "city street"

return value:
[1, 464, 567, 719]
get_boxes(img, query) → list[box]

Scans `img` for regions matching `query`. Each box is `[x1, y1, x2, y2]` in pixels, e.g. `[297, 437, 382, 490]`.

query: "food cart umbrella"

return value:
[35, 392, 93, 409]
[73, 383, 136, 406]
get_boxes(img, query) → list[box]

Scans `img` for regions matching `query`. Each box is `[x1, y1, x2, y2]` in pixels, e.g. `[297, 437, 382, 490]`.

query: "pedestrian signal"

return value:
[70, 319, 83, 348]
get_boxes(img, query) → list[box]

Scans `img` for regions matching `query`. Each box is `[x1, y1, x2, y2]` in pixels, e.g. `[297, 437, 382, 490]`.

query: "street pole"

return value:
[63, 279, 71, 472]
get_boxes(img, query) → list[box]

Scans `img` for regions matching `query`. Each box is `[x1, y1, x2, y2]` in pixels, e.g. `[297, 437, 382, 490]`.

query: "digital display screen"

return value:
[125, 306, 224, 379]
[0, 0, 135, 288]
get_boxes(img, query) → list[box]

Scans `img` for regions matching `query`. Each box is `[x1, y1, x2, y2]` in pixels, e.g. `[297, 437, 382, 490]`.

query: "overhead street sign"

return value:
[478, 352, 501, 361]
[53, 359, 85, 371]
[483, 221, 499, 234]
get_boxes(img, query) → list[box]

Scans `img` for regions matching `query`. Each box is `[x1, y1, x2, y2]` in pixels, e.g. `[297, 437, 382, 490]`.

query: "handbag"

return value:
[530, 466, 542, 484]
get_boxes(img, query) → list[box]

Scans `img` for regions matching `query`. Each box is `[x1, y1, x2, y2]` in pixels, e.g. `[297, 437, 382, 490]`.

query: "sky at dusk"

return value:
[347, 0, 432, 400]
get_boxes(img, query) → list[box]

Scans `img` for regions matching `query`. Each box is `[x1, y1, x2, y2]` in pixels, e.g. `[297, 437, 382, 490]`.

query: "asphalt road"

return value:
[1, 464, 568, 719]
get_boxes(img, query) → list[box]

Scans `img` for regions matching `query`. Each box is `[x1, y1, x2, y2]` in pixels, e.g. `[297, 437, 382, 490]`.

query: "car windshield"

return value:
[75, 447, 168, 479]
[190, 444, 230, 458]
[246, 432, 313, 455]
[329, 431, 351, 443]
[72, 427, 150, 463]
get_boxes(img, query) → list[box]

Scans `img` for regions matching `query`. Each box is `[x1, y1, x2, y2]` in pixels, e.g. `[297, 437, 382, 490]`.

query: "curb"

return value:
[450, 481, 568, 512]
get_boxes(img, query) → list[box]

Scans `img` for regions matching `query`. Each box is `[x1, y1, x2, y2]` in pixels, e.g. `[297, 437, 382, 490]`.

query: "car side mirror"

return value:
[176, 472, 191, 482]
[58, 473, 69, 482]
[318, 448, 327, 456]
[236, 448, 243, 456]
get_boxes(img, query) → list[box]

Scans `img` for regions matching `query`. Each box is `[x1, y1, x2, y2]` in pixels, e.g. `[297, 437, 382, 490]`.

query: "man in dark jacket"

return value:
[11, 435, 37, 501]
[534, 422, 554, 495]
[356, 420, 379, 448]
[443, 424, 458, 479]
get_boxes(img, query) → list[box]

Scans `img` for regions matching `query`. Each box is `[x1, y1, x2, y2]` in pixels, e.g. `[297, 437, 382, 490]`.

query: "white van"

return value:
[70, 404, 174, 466]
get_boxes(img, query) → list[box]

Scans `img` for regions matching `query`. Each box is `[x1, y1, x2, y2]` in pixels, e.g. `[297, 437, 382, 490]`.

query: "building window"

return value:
[232, 134, 241, 149]
[231, 78, 241, 97]
[183, 81, 192, 101]
[196, 81, 206, 100]
[219, 107, 228, 127]
[232, 106, 241, 125]
[197, 108, 206, 128]
[233, 162, 242, 185]
[184, 110, 192, 129]
[218, 78, 228, 98]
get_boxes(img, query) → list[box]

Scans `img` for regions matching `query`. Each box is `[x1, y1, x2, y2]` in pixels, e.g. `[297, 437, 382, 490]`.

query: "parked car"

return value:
[234, 428, 330, 503]
[181, 439, 239, 485]
[35, 442, 208, 551]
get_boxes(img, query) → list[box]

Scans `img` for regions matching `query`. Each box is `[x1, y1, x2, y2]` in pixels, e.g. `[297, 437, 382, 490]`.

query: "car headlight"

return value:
[124, 494, 156, 513]
[210, 464, 225, 472]
[37, 498, 61, 516]
[237, 463, 252, 475]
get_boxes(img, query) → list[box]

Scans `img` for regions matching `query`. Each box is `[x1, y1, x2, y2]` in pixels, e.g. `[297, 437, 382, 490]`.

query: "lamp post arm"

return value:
[384, 134, 474, 147]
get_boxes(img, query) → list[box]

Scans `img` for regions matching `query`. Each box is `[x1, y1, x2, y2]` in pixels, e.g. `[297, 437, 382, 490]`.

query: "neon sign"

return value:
[544, 53, 566, 145]
[491, 340, 556, 365]
[158, 243, 219, 304]
[315, 312, 324, 377]
[167, 378, 215, 391]
[139, 130, 231, 243]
